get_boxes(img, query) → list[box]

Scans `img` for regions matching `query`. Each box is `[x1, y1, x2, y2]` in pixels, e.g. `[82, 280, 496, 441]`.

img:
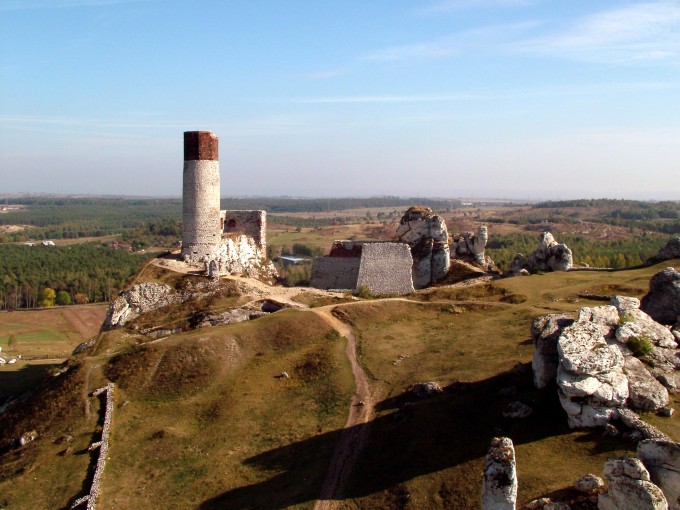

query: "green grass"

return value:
[332, 260, 680, 508]
[0, 329, 68, 344]
[1, 259, 678, 509]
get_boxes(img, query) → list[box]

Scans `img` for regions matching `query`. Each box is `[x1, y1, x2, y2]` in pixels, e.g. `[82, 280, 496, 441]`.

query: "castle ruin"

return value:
[181, 131, 274, 278]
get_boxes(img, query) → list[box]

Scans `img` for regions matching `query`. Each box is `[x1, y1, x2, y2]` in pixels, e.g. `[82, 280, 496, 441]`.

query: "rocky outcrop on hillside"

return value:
[217, 235, 278, 280]
[641, 267, 680, 326]
[531, 313, 575, 389]
[396, 207, 450, 289]
[103, 283, 180, 330]
[531, 296, 677, 429]
[557, 319, 628, 428]
[651, 237, 680, 263]
[509, 232, 573, 275]
[638, 439, 680, 510]
[598, 457, 667, 510]
[481, 437, 517, 510]
[453, 225, 488, 266]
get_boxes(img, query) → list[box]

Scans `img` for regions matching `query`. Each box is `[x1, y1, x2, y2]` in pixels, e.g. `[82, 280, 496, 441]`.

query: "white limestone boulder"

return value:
[638, 439, 680, 510]
[558, 322, 624, 376]
[531, 313, 574, 389]
[598, 458, 667, 510]
[624, 357, 669, 411]
[481, 437, 517, 510]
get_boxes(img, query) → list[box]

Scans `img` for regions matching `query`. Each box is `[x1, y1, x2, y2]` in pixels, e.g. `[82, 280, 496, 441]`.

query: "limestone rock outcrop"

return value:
[531, 313, 575, 389]
[482, 437, 517, 510]
[535, 299, 678, 427]
[453, 225, 488, 266]
[624, 357, 669, 411]
[103, 283, 178, 330]
[217, 235, 277, 280]
[509, 232, 573, 274]
[652, 237, 680, 263]
[557, 319, 627, 428]
[396, 207, 450, 289]
[598, 457, 667, 510]
[641, 267, 680, 326]
[638, 439, 680, 510]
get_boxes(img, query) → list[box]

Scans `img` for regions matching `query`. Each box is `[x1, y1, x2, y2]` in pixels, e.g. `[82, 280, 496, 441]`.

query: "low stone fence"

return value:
[71, 382, 115, 510]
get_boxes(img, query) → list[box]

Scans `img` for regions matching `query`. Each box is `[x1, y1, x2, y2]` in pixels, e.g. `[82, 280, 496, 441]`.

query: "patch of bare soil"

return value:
[61, 305, 108, 340]
[0, 224, 33, 234]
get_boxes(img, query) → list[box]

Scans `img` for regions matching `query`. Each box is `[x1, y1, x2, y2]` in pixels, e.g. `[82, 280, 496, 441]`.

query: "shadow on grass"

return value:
[200, 365, 624, 509]
[0, 362, 59, 400]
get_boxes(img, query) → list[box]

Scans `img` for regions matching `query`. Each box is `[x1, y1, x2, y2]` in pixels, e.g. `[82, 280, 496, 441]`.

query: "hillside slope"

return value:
[0, 259, 678, 509]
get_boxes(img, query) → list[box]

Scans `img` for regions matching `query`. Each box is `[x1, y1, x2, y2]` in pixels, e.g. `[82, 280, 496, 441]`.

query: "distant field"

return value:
[0, 304, 107, 398]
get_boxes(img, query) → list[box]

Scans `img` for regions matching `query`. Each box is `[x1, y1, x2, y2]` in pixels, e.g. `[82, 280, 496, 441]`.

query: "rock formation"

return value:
[453, 225, 488, 266]
[531, 296, 677, 429]
[638, 439, 680, 509]
[557, 319, 628, 428]
[641, 267, 680, 325]
[651, 236, 680, 263]
[531, 313, 575, 389]
[396, 207, 450, 289]
[217, 235, 277, 280]
[103, 283, 178, 329]
[598, 457, 667, 510]
[481, 437, 517, 510]
[509, 232, 573, 275]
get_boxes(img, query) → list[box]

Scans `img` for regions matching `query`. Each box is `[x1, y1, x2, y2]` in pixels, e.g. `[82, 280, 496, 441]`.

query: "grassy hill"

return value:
[0, 259, 678, 509]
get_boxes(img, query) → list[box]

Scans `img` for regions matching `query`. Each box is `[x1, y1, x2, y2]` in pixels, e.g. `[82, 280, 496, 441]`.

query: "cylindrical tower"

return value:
[181, 131, 222, 262]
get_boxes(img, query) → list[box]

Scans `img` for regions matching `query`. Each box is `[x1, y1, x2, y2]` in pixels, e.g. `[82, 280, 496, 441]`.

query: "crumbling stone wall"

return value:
[71, 383, 115, 509]
[356, 243, 414, 295]
[220, 210, 267, 254]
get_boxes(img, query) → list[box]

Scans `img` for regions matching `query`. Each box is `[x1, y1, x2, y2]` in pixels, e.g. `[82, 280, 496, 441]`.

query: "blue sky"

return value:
[1, 0, 679, 199]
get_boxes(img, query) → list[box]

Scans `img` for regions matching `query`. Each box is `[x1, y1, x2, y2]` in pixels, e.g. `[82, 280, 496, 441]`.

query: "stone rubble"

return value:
[574, 473, 605, 493]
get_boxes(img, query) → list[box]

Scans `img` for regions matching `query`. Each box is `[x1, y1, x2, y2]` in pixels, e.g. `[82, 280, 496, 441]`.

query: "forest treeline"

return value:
[486, 232, 669, 271]
[0, 196, 459, 242]
[0, 243, 155, 310]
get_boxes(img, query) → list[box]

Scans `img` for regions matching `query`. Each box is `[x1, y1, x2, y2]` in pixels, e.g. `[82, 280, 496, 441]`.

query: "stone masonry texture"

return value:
[182, 131, 222, 262]
[356, 243, 414, 295]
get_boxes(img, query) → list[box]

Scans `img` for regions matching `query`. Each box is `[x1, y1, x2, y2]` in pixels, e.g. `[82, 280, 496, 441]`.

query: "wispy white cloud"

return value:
[418, 0, 535, 15]
[362, 36, 461, 62]
[514, 2, 680, 64]
[288, 80, 680, 105]
[362, 22, 538, 63]
[305, 69, 347, 80]
[0, 0, 154, 10]
[288, 94, 480, 104]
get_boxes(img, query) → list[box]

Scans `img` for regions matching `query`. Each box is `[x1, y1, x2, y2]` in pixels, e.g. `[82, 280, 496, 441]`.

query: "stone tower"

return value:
[181, 131, 222, 262]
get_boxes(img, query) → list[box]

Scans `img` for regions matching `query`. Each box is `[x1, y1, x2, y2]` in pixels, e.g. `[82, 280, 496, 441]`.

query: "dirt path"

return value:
[311, 308, 374, 510]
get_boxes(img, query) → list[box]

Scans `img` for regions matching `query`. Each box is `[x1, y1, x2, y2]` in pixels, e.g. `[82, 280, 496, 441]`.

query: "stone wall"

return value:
[220, 210, 267, 254]
[310, 241, 414, 295]
[356, 243, 414, 296]
[71, 383, 115, 509]
[310, 256, 362, 290]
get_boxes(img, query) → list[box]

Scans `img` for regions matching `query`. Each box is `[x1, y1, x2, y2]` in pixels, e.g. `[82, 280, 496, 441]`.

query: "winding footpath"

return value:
[311, 308, 373, 510]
